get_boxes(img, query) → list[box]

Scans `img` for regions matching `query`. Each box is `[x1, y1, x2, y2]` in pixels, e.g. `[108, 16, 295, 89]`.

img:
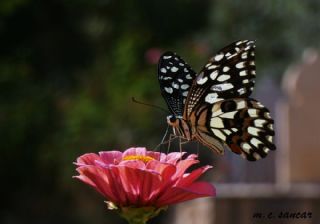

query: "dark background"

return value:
[1, 0, 320, 223]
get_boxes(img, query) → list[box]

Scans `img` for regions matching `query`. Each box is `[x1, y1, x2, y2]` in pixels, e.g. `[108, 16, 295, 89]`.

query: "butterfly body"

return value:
[158, 40, 275, 161]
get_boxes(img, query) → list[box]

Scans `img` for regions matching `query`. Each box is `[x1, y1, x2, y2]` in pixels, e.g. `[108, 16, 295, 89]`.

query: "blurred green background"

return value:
[1, 0, 320, 223]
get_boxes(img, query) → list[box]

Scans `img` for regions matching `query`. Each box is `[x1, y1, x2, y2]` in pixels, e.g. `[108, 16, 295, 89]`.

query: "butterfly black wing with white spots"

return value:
[185, 40, 256, 117]
[192, 98, 275, 161]
[158, 51, 197, 116]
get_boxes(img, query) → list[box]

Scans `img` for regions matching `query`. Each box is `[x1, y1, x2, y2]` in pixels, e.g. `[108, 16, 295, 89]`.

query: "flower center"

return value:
[122, 155, 154, 163]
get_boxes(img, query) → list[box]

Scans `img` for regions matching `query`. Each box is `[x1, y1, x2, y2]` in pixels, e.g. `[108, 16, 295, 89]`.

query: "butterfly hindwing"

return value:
[158, 51, 197, 116]
[191, 98, 275, 161]
[185, 40, 256, 117]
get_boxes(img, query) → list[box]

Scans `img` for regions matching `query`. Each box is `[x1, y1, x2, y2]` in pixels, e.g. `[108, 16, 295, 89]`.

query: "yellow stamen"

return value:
[122, 155, 154, 163]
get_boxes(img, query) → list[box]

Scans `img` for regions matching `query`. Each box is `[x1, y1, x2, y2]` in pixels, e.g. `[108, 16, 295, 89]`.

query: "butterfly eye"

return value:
[167, 115, 177, 124]
[170, 116, 177, 123]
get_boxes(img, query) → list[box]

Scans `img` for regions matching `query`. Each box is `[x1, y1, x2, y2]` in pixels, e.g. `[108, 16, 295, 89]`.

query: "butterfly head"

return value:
[166, 115, 179, 127]
[167, 114, 185, 126]
[166, 114, 192, 140]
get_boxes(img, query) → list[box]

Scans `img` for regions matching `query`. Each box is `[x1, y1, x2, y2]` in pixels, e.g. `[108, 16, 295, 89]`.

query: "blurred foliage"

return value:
[0, 0, 320, 224]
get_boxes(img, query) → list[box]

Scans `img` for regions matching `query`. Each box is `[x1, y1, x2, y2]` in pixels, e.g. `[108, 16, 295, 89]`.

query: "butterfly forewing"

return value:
[185, 40, 256, 117]
[191, 98, 275, 161]
[158, 52, 197, 116]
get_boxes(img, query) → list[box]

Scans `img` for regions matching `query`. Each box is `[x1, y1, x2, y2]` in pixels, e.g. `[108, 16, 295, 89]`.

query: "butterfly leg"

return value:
[167, 133, 178, 153]
[178, 136, 189, 153]
[155, 132, 179, 152]
[155, 125, 170, 152]
[160, 124, 170, 144]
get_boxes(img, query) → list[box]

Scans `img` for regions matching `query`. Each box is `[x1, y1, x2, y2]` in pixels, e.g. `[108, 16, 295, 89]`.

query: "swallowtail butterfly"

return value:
[158, 40, 275, 161]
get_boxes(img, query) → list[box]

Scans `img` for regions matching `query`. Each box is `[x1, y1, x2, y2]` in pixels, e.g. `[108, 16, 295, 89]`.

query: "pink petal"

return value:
[145, 151, 162, 160]
[185, 154, 198, 160]
[73, 174, 97, 189]
[173, 159, 199, 179]
[161, 152, 185, 164]
[75, 153, 100, 166]
[99, 151, 123, 165]
[118, 160, 146, 170]
[94, 160, 109, 168]
[115, 166, 162, 206]
[103, 167, 128, 205]
[147, 163, 177, 202]
[156, 182, 216, 207]
[114, 166, 140, 204]
[106, 166, 130, 205]
[146, 160, 175, 175]
[76, 166, 126, 205]
[180, 182, 216, 197]
[123, 147, 147, 157]
[146, 160, 176, 189]
[176, 165, 212, 187]
[139, 169, 163, 205]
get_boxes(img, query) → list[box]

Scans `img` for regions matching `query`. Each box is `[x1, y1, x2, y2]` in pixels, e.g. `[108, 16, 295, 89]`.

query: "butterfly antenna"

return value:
[132, 97, 169, 114]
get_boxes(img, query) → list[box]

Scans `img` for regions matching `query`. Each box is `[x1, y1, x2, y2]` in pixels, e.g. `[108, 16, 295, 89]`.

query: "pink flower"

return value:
[74, 147, 216, 208]
[145, 48, 162, 64]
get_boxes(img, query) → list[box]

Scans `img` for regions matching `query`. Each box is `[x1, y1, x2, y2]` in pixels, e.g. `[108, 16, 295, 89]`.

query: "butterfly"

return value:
[158, 40, 275, 161]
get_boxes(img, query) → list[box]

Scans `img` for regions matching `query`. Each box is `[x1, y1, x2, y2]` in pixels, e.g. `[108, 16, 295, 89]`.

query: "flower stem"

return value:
[118, 206, 167, 224]
[127, 218, 147, 224]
